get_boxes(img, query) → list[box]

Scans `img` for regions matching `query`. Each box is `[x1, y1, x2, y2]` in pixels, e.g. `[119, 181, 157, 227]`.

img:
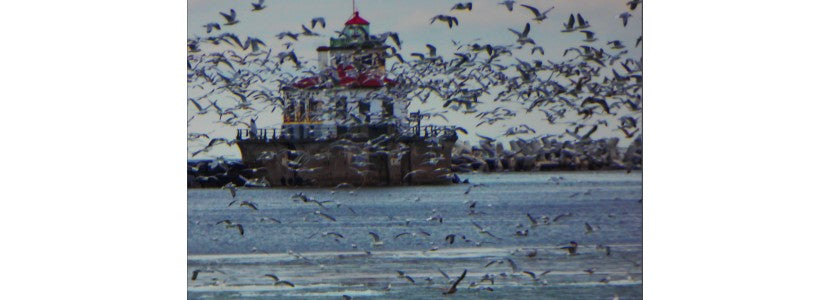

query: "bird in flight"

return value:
[508, 23, 535, 46]
[220, 9, 239, 26]
[581, 30, 597, 42]
[315, 210, 336, 222]
[240, 200, 258, 211]
[576, 13, 590, 29]
[251, 0, 266, 11]
[369, 232, 384, 246]
[561, 241, 578, 254]
[520, 4, 555, 22]
[498, 0, 516, 11]
[202, 22, 221, 34]
[431, 15, 459, 28]
[443, 269, 467, 295]
[619, 12, 632, 27]
[311, 17, 326, 29]
[451, 2, 472, 11]
[562, 14, 577, 32]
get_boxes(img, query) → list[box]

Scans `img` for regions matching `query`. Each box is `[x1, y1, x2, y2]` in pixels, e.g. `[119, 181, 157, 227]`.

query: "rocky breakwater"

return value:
[451, 135, 643, 173]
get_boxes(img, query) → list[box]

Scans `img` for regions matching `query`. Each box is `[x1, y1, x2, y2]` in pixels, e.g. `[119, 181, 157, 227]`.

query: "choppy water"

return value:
[188, 171, 643, 299]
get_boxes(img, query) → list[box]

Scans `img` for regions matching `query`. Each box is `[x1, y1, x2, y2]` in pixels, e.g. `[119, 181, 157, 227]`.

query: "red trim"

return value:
[345, 11, 369, 25]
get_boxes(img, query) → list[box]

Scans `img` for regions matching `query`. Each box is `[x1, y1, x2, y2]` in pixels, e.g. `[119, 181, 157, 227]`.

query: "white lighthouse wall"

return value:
[318, 51, 328, 70]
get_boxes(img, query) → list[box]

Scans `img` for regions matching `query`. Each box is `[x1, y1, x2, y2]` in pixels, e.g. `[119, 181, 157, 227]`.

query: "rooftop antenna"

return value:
[352, 0, 356, 14]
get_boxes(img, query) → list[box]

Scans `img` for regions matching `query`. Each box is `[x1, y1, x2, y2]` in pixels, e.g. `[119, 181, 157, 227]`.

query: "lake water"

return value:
[188, 171, 643, 299]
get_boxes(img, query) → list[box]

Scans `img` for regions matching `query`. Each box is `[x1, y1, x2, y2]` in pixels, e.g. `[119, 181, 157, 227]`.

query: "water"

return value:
[188, 171, 643, 299]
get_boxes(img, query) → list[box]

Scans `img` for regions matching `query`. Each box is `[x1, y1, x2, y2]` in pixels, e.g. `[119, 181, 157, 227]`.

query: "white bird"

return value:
[219, 9, 238, 26]
[311, 17, 326, 29]
[520, 4, 555, 22]
[251, 0, 266, 11]
[619, 12, 632, 27]
[580, 30, 597, 42]
[498, 0, 516, 11]
[369, 232, 384, 246]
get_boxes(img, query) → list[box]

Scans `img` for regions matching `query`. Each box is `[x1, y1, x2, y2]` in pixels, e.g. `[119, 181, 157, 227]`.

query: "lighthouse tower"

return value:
[281, 10, 406, 142]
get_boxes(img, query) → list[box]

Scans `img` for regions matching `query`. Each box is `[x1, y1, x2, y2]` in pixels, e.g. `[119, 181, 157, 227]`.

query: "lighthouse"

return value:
[236, 9, 458, 187]
[281, 10, 406, 142]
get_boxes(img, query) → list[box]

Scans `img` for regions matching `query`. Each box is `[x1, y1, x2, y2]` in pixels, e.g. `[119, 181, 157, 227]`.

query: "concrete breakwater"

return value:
[188, 136, 642, 188]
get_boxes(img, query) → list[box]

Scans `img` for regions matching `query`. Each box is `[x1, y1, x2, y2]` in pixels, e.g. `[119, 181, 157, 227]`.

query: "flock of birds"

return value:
[191, 173, 643, 296]
[187, 2, 642, 295]
[187, 1, 643, 167]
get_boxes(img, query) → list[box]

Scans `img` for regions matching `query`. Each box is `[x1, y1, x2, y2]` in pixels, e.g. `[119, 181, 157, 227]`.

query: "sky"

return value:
[187, 0, 643, 159]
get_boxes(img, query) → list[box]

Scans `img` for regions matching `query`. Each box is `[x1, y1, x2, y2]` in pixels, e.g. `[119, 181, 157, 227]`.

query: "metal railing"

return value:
[237, 128, 280, 142]
[402, 125, 457, 138]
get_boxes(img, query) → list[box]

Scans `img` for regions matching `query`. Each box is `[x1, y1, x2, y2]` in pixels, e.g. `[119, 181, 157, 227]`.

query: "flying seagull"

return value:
[220, 9, 239, 26]
[369, 232, 384, 246]
[311, 17, 326, 29]
[430, 15, 459, 28]
[561, 241, 578, 254]
[251, 0, 266, 11]
[498, 0, 516, 11]
[581, 30, 597, 42]
[443, 269, 467, 295]
[520, 4, 555, 22]
[202, 23, 221, 34]
[450, 2, 472, 11]
[562, 14, 576, 32]
[576, 13, 590, 29]
[315, 210, 336, 222]
[619, 12, 632, 27]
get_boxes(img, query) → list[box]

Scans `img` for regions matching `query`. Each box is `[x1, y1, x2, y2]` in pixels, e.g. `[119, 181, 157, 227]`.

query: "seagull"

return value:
[323, 231, 345, 239]
[300, 24, 320, 36]
[191, 269, 201, 280]
[202, 23, 221, 34]
[472, 222, 500, 239]
[240, 200, 258, 211]
[443, 269, 467, 295]
[619, 12, 632, 27]
[219, 9, 239, 26]
[576, 13, 590, 29]
[251, 0, 266, 11]
[315, 210, 336, 222]
[369, 232, 384, 246]
[584, 222, 594, 234]
[561, 241, 578, 254]
[450, 2, 472, 11]
[627, 0, 642, 10]
[508, 23, 535, 46]
[430, 15, 459, 28]
[520, 4, 555, 22]
[403, 169, 426, 181]
[505, 258, 519, 273]
[498, 0, 516, 11]
[445, 234, 456, 244]
[311, 17, 326, 29]
[580, 30, 597, 42]
[561, 14, 577, 32]
[608, 40, 625, 49]
[221, 182, 238, 198]
[228, 224, 244, 236]
[276, 31, 299, 40]
[526, 213, 539, 227]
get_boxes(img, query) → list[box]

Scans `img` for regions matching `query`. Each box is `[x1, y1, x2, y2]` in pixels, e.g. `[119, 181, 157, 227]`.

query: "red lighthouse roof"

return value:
[345, 11, 369, 25]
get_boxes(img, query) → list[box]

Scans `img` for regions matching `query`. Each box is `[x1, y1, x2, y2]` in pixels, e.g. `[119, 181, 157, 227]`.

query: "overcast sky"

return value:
[187, 0, 643, 159]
